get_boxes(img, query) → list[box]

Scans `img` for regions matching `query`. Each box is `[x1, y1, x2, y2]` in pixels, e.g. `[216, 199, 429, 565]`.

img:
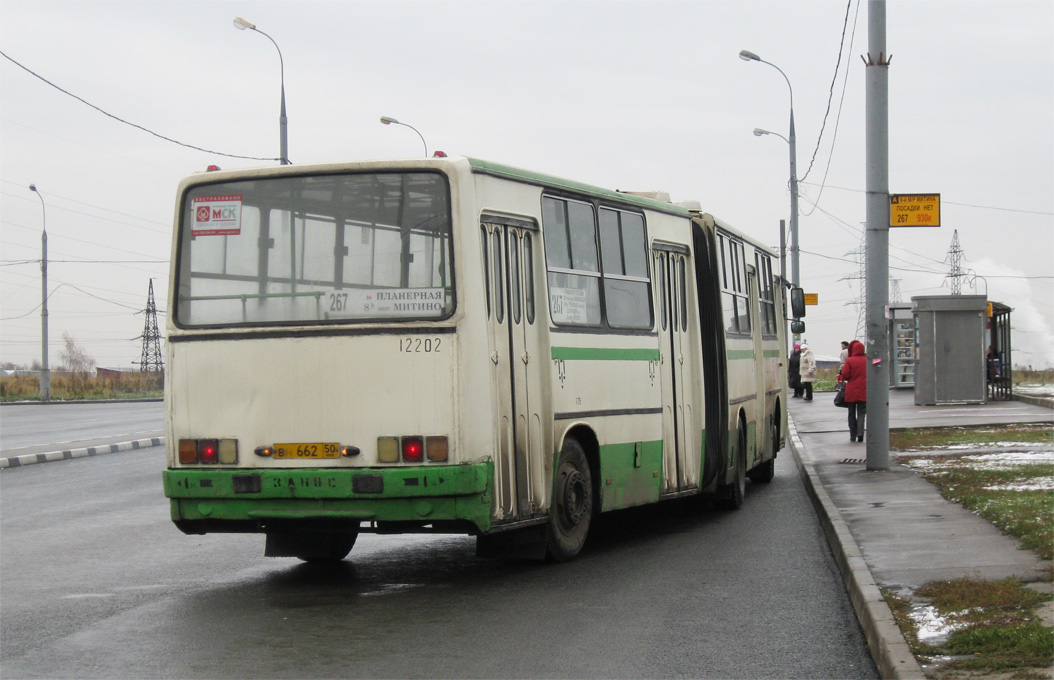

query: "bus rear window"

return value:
[175, 172, 453, 327]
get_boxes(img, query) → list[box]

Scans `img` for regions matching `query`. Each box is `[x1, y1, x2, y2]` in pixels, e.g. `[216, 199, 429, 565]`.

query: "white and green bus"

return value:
[163, 156, 790, 562]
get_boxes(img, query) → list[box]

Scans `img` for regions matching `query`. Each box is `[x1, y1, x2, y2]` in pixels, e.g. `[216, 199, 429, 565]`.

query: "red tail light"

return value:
[401, 436, 424, 463]
[198, 439, 219, 464]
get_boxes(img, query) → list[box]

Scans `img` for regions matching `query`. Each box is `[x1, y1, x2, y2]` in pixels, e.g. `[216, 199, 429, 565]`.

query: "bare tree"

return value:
[61, 332, 96, 396]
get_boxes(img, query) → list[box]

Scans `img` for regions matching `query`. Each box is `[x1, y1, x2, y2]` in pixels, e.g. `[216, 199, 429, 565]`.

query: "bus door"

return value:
[482, 218, 543, 521]
[747, 266, 765, 465]
[655, 246, 693, 493]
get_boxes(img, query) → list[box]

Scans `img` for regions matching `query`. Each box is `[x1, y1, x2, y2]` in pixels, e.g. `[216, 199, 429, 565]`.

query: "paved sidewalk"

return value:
[787, 389, 1053, 680]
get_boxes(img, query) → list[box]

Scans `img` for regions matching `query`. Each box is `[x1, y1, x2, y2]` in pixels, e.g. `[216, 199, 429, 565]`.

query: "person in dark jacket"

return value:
[840, 340, 867, 442]
[789, 344, 802, 397]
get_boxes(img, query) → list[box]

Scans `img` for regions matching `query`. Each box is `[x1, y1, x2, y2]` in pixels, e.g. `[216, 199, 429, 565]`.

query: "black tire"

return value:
[717, 425, 747, 510]
[748, 415, 777, 484]
[747, 457, 775, 484]
[296, 532, 357, 563]
[266, 531, 358, 562]
[545, 438, 593, 562]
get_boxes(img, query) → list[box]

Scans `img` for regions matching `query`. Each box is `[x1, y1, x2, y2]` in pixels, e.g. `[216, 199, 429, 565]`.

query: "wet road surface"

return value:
[1, 444, 878, 679]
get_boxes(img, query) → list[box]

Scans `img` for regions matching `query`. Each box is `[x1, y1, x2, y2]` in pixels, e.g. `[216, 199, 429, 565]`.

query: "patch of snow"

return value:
[1015, 384, 1054, 398]
[905, 450, 1054, 473]
[911, 605, 967, 642]
[984, 478, 1054, 492]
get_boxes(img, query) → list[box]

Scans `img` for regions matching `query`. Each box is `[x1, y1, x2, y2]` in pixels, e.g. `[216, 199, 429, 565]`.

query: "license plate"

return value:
[273, 442, 340, 459]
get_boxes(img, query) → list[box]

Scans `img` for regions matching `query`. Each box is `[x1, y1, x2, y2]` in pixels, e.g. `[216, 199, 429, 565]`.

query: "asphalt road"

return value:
[1, 409, 878, 679]
[0, 401, 163, 456]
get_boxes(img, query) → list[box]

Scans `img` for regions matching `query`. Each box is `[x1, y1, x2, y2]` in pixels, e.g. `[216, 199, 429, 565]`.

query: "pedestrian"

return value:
[986, 345, 1001, 382]
[841, 339, 867, 442]
[799, 343, 816, 401]
[839, 341, 849, 372]
[789, 344, 802, 397]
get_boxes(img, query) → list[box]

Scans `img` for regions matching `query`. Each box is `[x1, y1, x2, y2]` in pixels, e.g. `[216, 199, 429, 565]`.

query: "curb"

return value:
[787, 417, 926, 680]
[0, 398, 163, 407]
[1013, 393, 1054, 409]
[0, 437, 165, 469]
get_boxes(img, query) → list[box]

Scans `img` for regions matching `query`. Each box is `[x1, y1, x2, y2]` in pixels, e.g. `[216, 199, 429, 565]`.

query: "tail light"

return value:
[426, 436, 449, 462]
[198, 439, 219, 464]
[178, 438, 238, 465]
[178, 439, 198, 464]
[375, 436, 448, 463]
[377, 437, 399, 463]
[402, 436, 424, 463]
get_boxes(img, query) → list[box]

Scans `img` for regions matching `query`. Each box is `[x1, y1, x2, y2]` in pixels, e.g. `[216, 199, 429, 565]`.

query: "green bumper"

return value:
[163, 462, 493, 533]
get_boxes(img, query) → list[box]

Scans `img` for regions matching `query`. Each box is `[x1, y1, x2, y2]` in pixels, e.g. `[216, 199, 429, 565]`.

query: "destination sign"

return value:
[889, 194, 940, 227]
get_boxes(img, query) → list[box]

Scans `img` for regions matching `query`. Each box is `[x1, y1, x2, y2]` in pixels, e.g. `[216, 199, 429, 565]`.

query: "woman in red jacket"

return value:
[840, 340, 867, 442]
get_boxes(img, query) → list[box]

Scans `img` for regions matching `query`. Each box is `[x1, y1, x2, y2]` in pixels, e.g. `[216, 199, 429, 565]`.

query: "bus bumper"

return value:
[163, 462, 493, 534]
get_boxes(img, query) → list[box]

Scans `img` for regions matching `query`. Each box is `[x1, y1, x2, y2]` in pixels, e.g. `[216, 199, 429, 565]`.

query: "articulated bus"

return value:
[163, 156, 789, 562]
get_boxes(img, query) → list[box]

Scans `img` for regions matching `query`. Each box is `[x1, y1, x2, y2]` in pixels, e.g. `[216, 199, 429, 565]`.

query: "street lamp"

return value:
[234, 16, 288, 165]
[753, 127, 788, 144]
[380, 116, 428, 157]
[28, 184, 50, 401]
[741, 49, 799, 291]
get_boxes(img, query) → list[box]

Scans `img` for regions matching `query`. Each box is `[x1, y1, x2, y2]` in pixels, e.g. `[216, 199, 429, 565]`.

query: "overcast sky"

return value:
[2, 0, 1052, 371]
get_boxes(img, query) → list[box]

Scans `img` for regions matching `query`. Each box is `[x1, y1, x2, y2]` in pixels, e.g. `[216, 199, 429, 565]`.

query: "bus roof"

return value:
[466, 158, 693, 218]
[178, 156, 773, 255]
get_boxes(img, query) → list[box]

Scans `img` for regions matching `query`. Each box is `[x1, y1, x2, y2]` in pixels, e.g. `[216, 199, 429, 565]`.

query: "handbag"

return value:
[834, 382, 848, 408]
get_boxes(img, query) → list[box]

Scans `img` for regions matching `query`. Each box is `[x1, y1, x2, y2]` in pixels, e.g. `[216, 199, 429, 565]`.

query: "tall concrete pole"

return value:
[788, 109, 799, 289]
[29, 184, 50, 401]
[864, 1, 890, 470]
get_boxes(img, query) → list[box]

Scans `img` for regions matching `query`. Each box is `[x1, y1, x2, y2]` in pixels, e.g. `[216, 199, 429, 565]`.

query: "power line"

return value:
[799, 0, 858, 184]
[1, 219, 165, 260]
[1, 181, 172, 229]
[798, 180, 1054, 215]
[2, 259, 167, 265]
[798, 0, 860, 217]
[1, 49, 281, 163]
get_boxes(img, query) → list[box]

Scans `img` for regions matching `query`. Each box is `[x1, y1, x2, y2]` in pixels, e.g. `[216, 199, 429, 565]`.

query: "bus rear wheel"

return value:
[546, 439, 593, 562]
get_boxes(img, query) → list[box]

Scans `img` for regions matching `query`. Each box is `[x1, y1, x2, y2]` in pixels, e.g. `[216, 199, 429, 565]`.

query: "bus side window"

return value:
[658, 253, 668, 331]
[542, 197, 601, 326]
[493, 229, 505, 324]
[599, 208, 652, 330]
[481, 226, 491, 319]
[510, 233, 522, 324]
[524, 234, 535, 325]
[677, 256, 688, 332]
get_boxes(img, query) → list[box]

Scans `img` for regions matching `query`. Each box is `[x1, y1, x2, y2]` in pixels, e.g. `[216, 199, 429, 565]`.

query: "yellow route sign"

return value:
[890, 193, 940, 227]
[803, 293, 819, 306]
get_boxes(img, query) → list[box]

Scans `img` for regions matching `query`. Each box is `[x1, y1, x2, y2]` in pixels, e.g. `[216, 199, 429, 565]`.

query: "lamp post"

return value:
[753, 127, 787, 144]
[740, 49, 799, 290]
[234, 16, 288, 165]
[380, 116, 428, 157]
[28, 184, 50, 401]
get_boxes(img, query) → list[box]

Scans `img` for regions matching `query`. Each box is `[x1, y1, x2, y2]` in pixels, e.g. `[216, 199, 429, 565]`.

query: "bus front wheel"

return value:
[748, 415, 778, 484]
[546, 439, 593, 562]
[718, 426, 747, 510]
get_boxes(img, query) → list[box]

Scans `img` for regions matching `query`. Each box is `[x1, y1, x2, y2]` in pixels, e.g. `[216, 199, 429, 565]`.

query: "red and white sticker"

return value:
[192, 195, 243, 236]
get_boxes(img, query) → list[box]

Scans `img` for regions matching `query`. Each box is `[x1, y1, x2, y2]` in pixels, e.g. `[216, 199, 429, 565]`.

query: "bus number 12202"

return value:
[400, 338, 441, 353]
